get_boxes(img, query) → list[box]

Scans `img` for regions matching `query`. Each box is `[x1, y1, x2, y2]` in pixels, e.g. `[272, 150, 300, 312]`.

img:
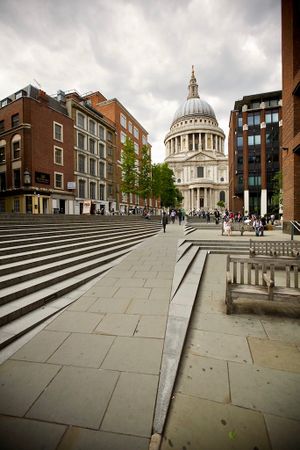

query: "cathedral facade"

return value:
[164, 68, 228, 213]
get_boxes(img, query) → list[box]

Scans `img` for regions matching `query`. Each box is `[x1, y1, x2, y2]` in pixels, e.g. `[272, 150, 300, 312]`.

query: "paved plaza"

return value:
[0, 222, 300, 450]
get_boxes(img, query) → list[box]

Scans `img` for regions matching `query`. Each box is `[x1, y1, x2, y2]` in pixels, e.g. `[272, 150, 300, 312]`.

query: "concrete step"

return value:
[0, 256, 125, 349]
[0, 230, 157, 275]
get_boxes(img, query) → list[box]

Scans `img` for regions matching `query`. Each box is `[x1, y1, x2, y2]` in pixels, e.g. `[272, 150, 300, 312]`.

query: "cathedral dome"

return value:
[171, 66, 216, 125]
[173, 97, 216, 123]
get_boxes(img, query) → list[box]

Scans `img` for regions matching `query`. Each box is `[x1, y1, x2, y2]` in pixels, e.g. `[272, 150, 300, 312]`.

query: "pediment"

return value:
[185, 151, 216, 162]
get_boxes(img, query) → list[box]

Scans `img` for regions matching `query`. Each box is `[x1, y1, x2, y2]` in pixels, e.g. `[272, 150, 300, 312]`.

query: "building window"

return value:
[54, 146, 63, 165]
[142, 135, 147, 145]
[220, 191, 225, 202]
[99, 143, 105, 158]
[99, 184, 105, 200]
[78, 179, 85, 198]
[0, 146, 5, 163]
[247, 113, 260, 126]
[77, 112, 85, 129]
[12, 141, 20, 159]
[89, 120, 96, 135]
[0, 120, 5, 133]
[54, 122, 63, 142]
[13, 169, 21, 188]
[250, 101, 260, 109]
[248, 175, 261, 186]
[120, 113, 127, 129]
[14, 198, 20, 212]
[90, 158, 96, 176]
[197, 166, 204, 178]
[248, 135, 261, 146]
[121, 131, 126, 144]
[99, 126, 105, 140]
[77, 132, 85, 150]
[89, 139, 95, 154]
[11, 114, 19, 128]
[128, 122, 133, 134]
[134, 142, 139, 153]
[107, 163, 113, 175]
[107, 131, 113, 142]
[78, 154, 85, 173]
[107, 145, 112, 157]
[133, 126, 139, 139]
[54, 172, 63, 189]
[15, 90, 26, 100]
[90, 182, 96, 199]
[237, 115, 243, 128]
[0, 173, 6, 191]
[237, 136, 243, 147]
[99, 161, 105, 178]
[265, 110, 279, 123]
[107, 184, 113, 196]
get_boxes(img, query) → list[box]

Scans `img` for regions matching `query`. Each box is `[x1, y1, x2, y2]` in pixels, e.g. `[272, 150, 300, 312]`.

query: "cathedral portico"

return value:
[164, 67, 228, 212]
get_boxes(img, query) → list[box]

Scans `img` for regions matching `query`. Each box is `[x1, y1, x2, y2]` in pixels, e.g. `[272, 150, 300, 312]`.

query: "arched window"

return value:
[220, 191, 225, 202]
[11, 134, 21, 160]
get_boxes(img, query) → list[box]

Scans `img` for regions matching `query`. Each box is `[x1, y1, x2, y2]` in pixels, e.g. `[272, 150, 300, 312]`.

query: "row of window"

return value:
[0, 170, 64, 190]
[77, 155, 112, 178]
[237, 110, 279, 128]
[76, 112, 113, 141]
[236, 133, 280, 147]
[78, 179, 112, 200]
[0, 114, 20, 133]
[120, 113, 148, 145]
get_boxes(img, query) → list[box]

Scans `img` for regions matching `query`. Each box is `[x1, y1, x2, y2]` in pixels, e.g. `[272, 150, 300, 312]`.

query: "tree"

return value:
[217, 200, 225, 209]
[270, 171, 282, 215]
[138, 145, 152, 205]
[151, 162, 179, 208]
[121, 137, 137, 203]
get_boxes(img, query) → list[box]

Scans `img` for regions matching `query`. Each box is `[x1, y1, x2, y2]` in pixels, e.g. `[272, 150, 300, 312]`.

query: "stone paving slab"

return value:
[261, 317, 300, 344]
[264, 414, 300, 450]
[161, 394, 271, 450]
[186, 328, 252, 363]
[175, 354, 230, 403]
[248, 336, 300, 372]
[0, 415, 66, 450]
[47, 333, 115, 367]
[95, 313, 139, 336]
[10, 330, 70, 363]
[45, 310, 103, 333]
[191, 312, 267, 337]
[67, 295, 98, 311]
[134, 315, 167, 339]
[26, 366, 119, 428]
[113, 286, 151, 299]
[101, 336, 163, 374]
[88, 296, 131, 314]
[101, 372, 158, 437]
[58, 428, 149, 450]
[0, 359, 61, 416]
[127, 298, 169, 315]
[229, 362, 300, 420]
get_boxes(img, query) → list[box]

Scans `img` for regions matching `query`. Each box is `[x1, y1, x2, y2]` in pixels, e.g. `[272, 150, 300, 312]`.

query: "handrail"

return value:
[290, 220, 300, 240]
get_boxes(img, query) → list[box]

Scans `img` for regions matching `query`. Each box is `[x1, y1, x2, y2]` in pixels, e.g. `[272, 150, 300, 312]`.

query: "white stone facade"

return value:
[164, 68, 228, 213]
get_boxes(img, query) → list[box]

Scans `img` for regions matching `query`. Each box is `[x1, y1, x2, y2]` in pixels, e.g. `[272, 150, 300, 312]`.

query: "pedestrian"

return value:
[178, 209, 183, 225]
[170, 210, 176, 224]
[223, 218, 232, 236]
[162, 211, 168, 233]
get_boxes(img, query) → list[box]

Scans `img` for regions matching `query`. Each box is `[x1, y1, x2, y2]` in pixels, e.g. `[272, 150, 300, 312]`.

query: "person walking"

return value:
[162, 211, 168, 233]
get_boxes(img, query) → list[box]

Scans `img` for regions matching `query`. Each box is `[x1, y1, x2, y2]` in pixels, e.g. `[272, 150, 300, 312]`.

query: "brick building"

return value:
[64, 91, 117, 214]
[228, 91, 282, 217]
[281, 0, 300, 230]
[83, 91, 154, 214]
[0, 85, 75, 214]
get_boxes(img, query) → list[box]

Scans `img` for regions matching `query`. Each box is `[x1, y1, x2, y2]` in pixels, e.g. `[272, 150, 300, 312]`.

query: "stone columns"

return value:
[204, 188, 207, 208]
[192, 134, 195, 151]
[261, 189, 267, 216]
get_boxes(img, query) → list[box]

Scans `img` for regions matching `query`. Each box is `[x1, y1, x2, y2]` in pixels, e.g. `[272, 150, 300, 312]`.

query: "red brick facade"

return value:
[0, 87, 74, 213]
[281, 0, 300, 227]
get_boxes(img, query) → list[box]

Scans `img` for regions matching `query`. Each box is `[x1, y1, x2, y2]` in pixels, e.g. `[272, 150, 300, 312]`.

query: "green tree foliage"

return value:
[138, 145, 152, 203]
[152, 162, 180, 207]
[270, 171, 282, 214]
[121, 137, 137, 196]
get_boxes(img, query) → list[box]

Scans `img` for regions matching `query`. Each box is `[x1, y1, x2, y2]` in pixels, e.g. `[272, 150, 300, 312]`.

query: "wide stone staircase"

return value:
[0, 214, 161, 349]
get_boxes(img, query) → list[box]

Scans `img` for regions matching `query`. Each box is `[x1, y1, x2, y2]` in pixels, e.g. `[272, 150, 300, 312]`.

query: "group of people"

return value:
[222, 211, 275, 237]
[161, 208, 185, 232]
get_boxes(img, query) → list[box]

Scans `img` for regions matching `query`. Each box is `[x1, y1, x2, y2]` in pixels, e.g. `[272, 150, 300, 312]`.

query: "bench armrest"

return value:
[226, 271, 232, 284]
[249, 247, 255, 256]
[292, 249, 300, 257]
[263, 273, 274, 288]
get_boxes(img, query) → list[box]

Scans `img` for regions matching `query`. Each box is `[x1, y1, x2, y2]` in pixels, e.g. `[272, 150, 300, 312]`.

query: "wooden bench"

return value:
[225, 255, 300, 315]
[249, 240, 300, 258]
[221, 222, 255, 236]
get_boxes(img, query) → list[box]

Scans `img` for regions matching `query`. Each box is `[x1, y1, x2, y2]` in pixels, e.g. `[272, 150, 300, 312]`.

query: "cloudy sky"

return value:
[0, 0, 281, 162]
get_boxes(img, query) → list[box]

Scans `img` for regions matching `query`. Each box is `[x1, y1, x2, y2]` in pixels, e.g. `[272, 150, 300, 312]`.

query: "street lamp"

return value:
[23, 169, 31, 185]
